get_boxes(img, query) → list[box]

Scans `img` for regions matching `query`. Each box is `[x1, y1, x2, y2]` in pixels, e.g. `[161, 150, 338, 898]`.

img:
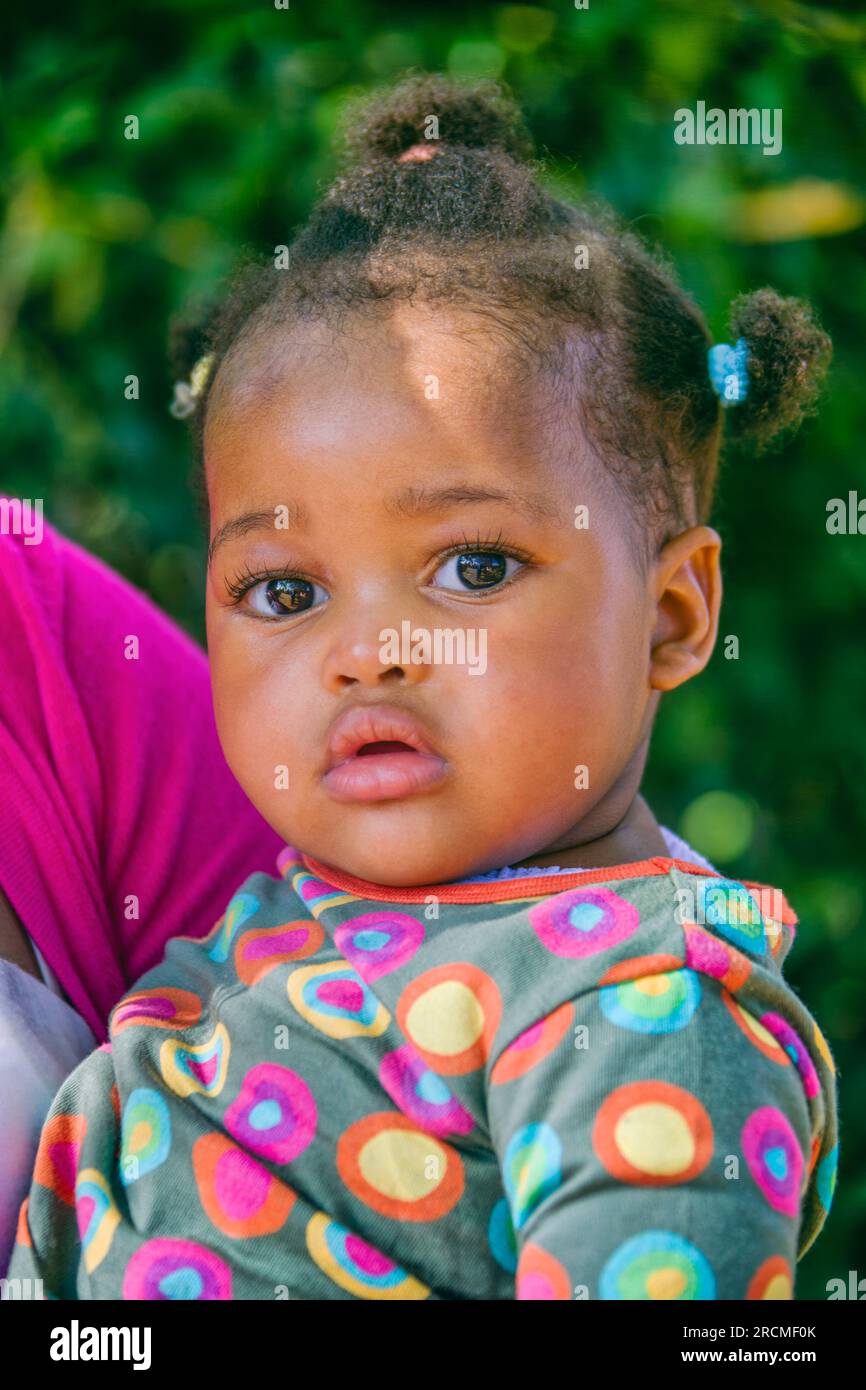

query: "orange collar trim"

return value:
[296, 848, 795, 922]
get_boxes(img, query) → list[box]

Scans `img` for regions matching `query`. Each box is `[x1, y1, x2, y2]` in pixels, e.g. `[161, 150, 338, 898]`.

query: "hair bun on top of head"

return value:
[168, 66, 833, 534]
[337, 71, 536, 169]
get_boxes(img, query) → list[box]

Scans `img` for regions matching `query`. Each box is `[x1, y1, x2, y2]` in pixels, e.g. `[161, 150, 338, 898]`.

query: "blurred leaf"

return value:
[757, 1, 866, 47]
[153, 215, 222, 270]
[363, 31, 424, 76]
[646, 16, 722, 85]
[52, 243, 105, 331]
[447, 40, 507, 79]
[496, 7, 556, 55]
[728, 178, 866, 241]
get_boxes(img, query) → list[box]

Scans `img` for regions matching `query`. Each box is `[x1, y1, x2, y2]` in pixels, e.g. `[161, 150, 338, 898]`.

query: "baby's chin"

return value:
[293, 833, 508, 889]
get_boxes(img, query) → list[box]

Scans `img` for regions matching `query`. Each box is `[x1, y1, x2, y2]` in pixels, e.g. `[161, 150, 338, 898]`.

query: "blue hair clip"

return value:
[707, 337, 750, 405]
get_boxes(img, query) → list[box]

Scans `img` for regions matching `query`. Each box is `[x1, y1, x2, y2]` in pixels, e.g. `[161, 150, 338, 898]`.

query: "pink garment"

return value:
[0, 511, 283, 1042]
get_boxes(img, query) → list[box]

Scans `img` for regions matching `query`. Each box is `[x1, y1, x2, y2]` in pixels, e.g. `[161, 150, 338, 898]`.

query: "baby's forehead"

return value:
[203, 303, 622, 530]
[209, 301, 535, 429]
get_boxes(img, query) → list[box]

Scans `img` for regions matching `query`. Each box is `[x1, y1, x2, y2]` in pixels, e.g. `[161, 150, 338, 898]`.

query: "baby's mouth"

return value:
[321, 708, 448, 804]
[323, 741, 448, 803]
[355, 740, 415, 755]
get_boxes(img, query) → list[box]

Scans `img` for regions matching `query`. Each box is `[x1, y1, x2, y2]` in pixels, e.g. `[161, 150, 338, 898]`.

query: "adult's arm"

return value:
[0, 510, 284, 1041]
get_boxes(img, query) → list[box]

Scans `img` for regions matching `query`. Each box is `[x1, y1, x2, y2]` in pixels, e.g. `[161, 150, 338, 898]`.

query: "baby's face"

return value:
[204, 305, 660, 885]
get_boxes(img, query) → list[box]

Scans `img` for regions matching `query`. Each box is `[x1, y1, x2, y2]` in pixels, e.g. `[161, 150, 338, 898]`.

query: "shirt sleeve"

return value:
[7, 1043, 117, 1300]
[486, 968, 820, 1301]
[0, 961, 96, 1278]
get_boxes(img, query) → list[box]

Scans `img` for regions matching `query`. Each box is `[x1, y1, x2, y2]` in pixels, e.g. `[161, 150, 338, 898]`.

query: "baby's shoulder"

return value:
[414, 860, 807, 1057]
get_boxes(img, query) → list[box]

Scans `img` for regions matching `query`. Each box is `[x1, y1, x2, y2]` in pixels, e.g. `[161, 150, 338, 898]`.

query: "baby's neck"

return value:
[510, 794, 668, 873]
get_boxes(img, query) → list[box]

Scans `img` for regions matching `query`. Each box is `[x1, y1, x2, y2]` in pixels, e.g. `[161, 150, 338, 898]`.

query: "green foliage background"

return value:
[3, 0, 865, 1295]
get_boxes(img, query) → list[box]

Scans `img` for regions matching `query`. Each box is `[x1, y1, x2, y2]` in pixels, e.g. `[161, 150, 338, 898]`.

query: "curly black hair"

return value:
[170, 71, 832, 547]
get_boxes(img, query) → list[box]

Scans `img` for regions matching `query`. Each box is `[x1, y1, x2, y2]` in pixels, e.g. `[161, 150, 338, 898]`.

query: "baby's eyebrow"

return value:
[383, 483, 563, 525]
[208, 507, 308, 564]
[209, 483, 564, 563]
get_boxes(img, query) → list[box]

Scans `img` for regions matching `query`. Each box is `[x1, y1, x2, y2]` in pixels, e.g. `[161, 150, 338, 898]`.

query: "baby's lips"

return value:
[321, 744, 448, 804]
[323, 701, 441, 771]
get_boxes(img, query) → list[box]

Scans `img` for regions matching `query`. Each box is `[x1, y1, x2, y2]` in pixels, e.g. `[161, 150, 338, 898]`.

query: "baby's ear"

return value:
[648, 526, 722, 692]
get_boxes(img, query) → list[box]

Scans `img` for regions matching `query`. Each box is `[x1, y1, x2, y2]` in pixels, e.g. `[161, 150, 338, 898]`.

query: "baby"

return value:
[9, 74, 838, 1300]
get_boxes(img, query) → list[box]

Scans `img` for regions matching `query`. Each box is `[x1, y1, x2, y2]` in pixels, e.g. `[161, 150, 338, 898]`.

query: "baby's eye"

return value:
[246, 576, 329, 618]
[430, 549, 523, 593]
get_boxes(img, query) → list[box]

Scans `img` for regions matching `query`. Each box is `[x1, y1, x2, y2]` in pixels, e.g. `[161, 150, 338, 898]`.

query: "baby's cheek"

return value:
[491, 637, 633, 796]
[459, 663, 578, 792]
[208, 650, 285, 805]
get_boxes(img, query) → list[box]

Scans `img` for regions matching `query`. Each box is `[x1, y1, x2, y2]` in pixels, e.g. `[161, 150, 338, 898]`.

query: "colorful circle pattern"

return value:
[490, 1002, 574, 1085]
[193, 1132, 296, 1237]
[600, 969, 701, 1034]
[76, 1168, 121, 1274]
[225, 1063, 317, 1165]
[747, 1254, 793, 1300]
[593, 1081, 713, 1186]
[487, 1196, 517, 1273]
[502, 1122, 562, 1230]
[683, 923, 752, 991]
[122, 1237, 232, 1300]
[516, 1242, 572, 1300]
[335, 910, 424, 982]
[34, 1113, 87, 1206]
[816, 1144, 838, 1213]
[813, 1022, 836, 1074]
[112, 988, 202, 1036]
[396, 963, 502, 1075]
[276, 845, 303, 877]
[235, 919, 324, 986]
[600, 1230, 716, 1300]
[698, 879, 766, 956]
[306, 1212, 429, 1299]
[120, 1088, 171, 1186]
[599, 952, 684, 985]
[741, 1107, 803, 1217]
[758, 1012, 820, 1099]
[379, 1044, 474, 1137]
[160, 1023, 230, 1099]
[337, 1112, 464, 1221]
[287, 960, 390, 1039]
[721, 992, 791, 1065]
[207, 892, 260, 963]
[291, 870, 356, 917]
[529, 887, 639, 960]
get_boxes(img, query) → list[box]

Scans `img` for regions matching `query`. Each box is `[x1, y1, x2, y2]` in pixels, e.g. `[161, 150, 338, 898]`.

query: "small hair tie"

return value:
[707, 337, 750, 405]
[170, 351, 215, 419]
[397, 142, 440, 163]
